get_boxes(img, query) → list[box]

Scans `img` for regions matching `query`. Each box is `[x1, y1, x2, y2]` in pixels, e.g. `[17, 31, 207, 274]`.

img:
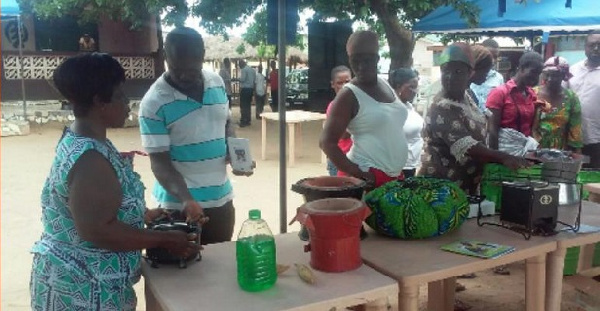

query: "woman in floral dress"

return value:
[419, 43, 531, 195]
[533, 56, 583, 152]
[30, 53, 198, 311]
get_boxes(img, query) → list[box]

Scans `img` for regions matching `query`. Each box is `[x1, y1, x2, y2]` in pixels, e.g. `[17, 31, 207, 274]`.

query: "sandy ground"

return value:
[1, 106, 581, 310]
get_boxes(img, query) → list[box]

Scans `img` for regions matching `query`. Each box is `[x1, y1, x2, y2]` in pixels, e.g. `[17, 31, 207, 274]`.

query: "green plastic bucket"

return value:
[563, 246, 580, 276]
[480, 164, 543, 212]
[593, 243, 600, 267]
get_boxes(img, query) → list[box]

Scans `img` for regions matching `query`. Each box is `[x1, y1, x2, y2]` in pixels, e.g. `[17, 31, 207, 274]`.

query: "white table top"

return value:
[260, 111, 326, 123]
[584, 183, 600, 195]
[143, 233, 397, 311]
[360, 219, 557, 286]
[554, 201, 600, 249]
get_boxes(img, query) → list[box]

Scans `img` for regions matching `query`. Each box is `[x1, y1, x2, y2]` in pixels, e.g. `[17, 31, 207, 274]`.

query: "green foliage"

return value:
[19, 0, 189, 28]
[235, 43, 247, 55]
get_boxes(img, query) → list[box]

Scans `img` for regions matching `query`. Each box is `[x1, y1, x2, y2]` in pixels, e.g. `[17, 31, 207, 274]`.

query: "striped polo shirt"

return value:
[139, 70, 233, 209]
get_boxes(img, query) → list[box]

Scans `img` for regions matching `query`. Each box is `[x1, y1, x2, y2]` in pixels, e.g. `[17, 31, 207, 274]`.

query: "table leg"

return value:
[145, 280, 164, 311]
[428, 278, 455, 311]
[546, 248, 567, 311]
[525, 254, 546, 311]
[288, 123, 295, 167]
[261, 116, 267, 160]
[398, 284, 419, 311]
[578, 243, 595, 272]
[297, 122, 302, 159]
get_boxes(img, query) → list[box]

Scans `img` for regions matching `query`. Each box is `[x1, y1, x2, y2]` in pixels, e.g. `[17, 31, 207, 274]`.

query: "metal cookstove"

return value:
[500, 181, 559, 238]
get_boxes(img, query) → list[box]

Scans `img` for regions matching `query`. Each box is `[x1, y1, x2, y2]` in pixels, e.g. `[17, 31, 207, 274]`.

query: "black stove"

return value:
[500, 181, 559, 235]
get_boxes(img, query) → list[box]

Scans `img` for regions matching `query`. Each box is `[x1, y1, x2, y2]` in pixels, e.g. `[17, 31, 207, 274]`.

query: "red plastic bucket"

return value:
[291, 198, 371, 272]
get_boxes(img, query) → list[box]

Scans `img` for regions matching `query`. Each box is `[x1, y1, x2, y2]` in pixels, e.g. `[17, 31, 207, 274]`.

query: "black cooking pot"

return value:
[291, 176, 366, 202]
[145, 219, 201, 269]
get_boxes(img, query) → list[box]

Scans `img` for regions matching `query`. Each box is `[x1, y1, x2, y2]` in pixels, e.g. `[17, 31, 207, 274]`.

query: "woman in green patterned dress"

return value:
[533, 56, 583, 152]
[30, 53, 199, 311]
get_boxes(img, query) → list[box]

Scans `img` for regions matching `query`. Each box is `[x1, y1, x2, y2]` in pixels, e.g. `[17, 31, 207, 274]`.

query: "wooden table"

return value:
[545, 201, 600, 311]
[260, 111, 327, 167]
[360, 219, 557, 311]
[143, 233, 397, 311]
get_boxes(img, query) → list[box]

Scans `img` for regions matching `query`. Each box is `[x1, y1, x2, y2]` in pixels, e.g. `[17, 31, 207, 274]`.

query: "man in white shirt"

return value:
[469, 38, 505, 112]
[570, 30, 600, 168]
[254, 65, 266, 119]
[238, 60, 256, 127]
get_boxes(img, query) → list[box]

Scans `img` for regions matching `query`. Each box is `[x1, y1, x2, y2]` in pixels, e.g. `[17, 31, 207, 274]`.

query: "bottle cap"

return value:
[249, 209, 261, 220]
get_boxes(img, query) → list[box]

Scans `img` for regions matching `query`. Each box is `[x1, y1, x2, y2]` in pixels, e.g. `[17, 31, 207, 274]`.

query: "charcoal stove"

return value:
[477, 149, 586, 240]
[500, 181, 559, 238]
[144, 215, 202, 269]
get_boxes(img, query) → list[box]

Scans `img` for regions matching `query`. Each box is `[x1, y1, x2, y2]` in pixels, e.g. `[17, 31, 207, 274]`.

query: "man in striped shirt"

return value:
[139, 27, 245, 244]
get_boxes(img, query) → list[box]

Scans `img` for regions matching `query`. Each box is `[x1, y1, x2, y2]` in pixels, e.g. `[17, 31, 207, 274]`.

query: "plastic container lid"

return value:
[249, 209, 261, 220]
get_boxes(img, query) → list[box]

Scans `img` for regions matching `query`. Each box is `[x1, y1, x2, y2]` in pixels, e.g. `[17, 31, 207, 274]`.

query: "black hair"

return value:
[482, 38, 500, 49]
[388, 68, 418, 89]
[330, 65, 351, 81]
[518, 51, 544, 70]
[587, 30, 600, 42]
[165, 27, 204, 57]
[53, 53, 125, 118]
[223, 57, 230, 67]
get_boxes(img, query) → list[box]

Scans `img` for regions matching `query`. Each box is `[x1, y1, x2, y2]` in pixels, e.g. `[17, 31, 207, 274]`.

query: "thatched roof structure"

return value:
[203, 36, 308, 63]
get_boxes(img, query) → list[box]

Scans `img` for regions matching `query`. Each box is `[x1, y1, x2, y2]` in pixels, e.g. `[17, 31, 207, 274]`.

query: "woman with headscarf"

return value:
[468, 45, 495, 110]
[389, 68, 423, 178]
[533, 56, 583, 152]
[419, 43, 532, 195]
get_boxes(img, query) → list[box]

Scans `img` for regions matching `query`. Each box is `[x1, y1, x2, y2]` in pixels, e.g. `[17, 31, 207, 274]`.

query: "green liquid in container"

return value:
[236, 210, 277, 292]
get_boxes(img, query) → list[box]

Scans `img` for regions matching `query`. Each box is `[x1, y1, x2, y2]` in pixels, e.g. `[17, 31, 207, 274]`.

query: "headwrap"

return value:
[542, 56, 573, 81]
[389, 68, 418, 88]
[470, 45, 493, 70]
[439, 43, 474, 69]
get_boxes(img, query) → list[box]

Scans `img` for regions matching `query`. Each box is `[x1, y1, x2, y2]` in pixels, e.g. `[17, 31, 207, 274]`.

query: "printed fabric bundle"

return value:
[364, 177, 469, 239]
[498, 128, 539, 157]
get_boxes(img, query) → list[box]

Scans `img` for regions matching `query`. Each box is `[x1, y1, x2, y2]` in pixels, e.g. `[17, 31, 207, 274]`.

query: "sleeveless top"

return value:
[345, 78, 409, 177]
[30, 128, 146, 310]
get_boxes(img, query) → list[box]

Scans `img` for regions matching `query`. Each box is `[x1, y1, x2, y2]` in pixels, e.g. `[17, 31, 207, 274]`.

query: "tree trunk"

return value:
[369, 0, 415, 71]
[154, 15, 166, 76]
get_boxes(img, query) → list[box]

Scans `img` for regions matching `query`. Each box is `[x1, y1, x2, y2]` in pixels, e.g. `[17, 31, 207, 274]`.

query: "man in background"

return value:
[268, 60, 279, 112]
[219, 58, 233, 108]
[570, 30, 600, 168]
[254, 65, 267, 120]
[79, 34, 96, 52]
[238, 59, 255, 127]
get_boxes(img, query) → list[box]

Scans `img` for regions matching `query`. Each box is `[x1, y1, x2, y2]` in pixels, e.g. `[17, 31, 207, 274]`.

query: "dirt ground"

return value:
[0, 106, 582, 310]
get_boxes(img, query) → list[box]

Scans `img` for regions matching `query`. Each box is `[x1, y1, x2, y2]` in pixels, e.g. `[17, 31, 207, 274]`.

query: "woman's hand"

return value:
[502, 156, 533, 171]
[357, 170, 376, 190]
[144, 208, 169, 225]
[162, 231, 201, 258]
[182, 200, 209, 225]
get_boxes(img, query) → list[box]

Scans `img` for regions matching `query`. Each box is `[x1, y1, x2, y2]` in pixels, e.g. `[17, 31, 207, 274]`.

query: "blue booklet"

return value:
[441, 240, 515, 259]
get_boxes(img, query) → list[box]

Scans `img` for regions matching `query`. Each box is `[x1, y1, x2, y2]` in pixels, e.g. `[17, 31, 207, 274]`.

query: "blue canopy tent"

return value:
[413, 0, 600, 37]
[1, 0, 27, 117]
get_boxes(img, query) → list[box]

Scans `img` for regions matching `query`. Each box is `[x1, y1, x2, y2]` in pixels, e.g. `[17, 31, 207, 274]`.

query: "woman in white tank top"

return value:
[320, 30, 409, 189]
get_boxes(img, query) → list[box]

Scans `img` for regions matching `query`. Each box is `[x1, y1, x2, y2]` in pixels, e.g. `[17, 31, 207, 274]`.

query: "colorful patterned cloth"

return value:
[533, 87, 583, 150]
[30, 128, 146, 311]
[418, 93, 487, 195]
[364, 177, 469, 239]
